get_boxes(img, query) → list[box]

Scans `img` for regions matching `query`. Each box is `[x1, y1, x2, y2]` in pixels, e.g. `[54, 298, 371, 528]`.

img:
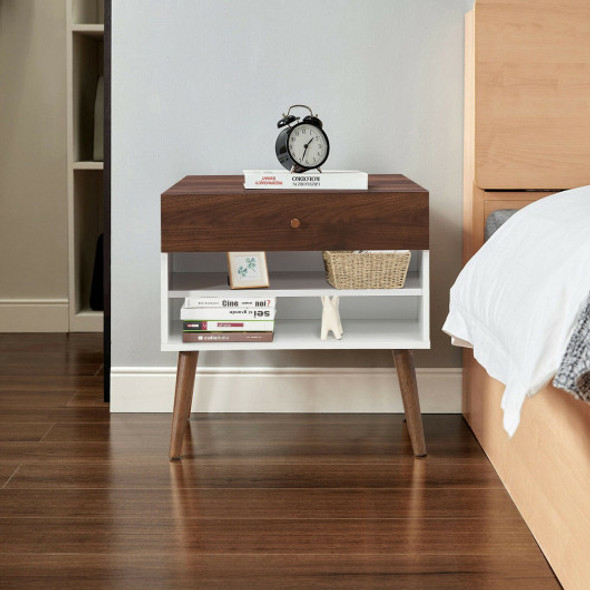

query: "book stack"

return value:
[181, 296, 276, 343]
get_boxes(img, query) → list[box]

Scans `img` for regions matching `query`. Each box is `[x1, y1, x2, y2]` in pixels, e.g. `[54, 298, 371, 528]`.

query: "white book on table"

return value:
[243, 170, 368, 190]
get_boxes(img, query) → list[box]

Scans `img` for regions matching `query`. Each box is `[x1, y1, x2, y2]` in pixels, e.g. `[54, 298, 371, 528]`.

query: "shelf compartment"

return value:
[72, 31, 103, 162]
[161, 251, 429, 351]
[72, 170, 103, 320]
[169, 271, 422, 298]
[72, 0, 104, 25]
[163, 319, 429, 352]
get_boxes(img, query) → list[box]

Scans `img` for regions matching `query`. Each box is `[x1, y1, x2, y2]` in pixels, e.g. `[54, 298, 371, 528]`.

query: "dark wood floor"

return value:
[0, 334, 560, 589]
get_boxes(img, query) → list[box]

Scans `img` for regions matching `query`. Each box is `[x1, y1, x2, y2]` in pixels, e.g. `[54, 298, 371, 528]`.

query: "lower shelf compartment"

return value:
[162, 319, 429, 351]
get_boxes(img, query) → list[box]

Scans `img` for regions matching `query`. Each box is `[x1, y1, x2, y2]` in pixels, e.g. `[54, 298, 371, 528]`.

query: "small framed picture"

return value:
[227, 252, 270, 289]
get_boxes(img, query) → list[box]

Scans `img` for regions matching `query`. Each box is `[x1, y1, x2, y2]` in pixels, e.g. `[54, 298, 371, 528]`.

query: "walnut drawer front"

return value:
[161, 175, 429, 252]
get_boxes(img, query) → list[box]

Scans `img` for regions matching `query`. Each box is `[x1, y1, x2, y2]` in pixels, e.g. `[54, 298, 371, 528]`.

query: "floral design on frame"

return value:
[227, 252, 269, 289]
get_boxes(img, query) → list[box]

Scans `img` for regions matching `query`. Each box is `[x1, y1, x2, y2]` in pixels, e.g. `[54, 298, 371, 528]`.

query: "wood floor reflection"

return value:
[0, 334, 559, 589]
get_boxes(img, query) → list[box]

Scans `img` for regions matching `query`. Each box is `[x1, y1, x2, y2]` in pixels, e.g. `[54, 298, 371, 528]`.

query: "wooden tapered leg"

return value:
[393, 349, 427, 457]
[169, 351, 199, 461]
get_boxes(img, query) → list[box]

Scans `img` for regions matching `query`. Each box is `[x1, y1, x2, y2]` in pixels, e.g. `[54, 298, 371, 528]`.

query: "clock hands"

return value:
[302, 136, 315, 161]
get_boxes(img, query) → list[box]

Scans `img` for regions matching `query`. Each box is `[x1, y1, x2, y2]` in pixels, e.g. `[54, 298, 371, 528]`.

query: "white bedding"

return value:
[443, 186, 590, 436]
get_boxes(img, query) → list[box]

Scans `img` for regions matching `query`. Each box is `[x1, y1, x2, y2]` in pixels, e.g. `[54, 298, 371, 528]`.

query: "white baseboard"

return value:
[0, 299, 69, 332]
[110, 366, 462, 413]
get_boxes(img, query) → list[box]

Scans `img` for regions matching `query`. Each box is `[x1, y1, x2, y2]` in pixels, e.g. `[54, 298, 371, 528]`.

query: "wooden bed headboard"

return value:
[462, 3, 590, 589]
[463, 0, 590, 262]
[468, 0, 590, 192]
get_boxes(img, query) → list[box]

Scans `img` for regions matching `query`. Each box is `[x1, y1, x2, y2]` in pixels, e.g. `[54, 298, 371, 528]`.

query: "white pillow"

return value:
[443, 186, 590, 435]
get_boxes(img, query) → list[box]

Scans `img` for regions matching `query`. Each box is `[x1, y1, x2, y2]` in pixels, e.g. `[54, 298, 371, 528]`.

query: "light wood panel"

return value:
[474, 0, 590, 189]
[483, 199, 534, 219]
[463, 351, 590, 590]
[463, 4, 590, 588]
[460, 183, 587, 589]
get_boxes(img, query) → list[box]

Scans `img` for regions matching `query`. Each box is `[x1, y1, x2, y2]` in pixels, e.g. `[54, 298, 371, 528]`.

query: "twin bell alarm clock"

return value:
[275, 105, 330, 173]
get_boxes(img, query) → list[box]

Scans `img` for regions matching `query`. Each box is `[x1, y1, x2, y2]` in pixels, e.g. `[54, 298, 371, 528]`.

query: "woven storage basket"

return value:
[322, 250, 411, 289]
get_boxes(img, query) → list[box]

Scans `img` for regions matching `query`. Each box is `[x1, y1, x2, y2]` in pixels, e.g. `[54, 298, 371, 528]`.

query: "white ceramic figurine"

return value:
[320, 295, 343, 340]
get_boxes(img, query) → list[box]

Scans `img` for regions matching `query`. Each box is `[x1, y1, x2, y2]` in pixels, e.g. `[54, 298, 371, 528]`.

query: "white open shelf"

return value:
[163, 319, 428, 351]
[161, 251, 430, 352]
[169, 271, 422, 298]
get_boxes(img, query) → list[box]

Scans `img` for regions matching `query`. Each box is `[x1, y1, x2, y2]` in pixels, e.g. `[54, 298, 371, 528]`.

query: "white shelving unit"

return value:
[66, 0, 105, 331]
[161, 251, 430, 352]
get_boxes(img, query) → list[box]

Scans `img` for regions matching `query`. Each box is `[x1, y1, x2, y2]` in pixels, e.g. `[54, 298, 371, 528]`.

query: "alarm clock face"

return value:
[288, 123, 329, 169]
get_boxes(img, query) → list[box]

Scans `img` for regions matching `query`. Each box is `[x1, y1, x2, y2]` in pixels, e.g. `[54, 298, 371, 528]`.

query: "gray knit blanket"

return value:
[484, 209, 518, 241]
[553, 292, 590, 401]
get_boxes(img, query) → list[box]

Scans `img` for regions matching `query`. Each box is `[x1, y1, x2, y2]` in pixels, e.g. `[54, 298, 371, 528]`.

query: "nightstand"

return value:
[161, 174, 429, 459]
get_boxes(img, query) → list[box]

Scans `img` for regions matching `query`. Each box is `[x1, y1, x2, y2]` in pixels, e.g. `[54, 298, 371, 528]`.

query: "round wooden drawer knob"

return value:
[290, 218, 301, 229]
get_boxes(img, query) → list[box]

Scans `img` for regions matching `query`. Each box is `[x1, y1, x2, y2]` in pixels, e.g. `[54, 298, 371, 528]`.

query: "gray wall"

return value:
[0, 0, 68, 320]
[112, 0, 473, 371]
